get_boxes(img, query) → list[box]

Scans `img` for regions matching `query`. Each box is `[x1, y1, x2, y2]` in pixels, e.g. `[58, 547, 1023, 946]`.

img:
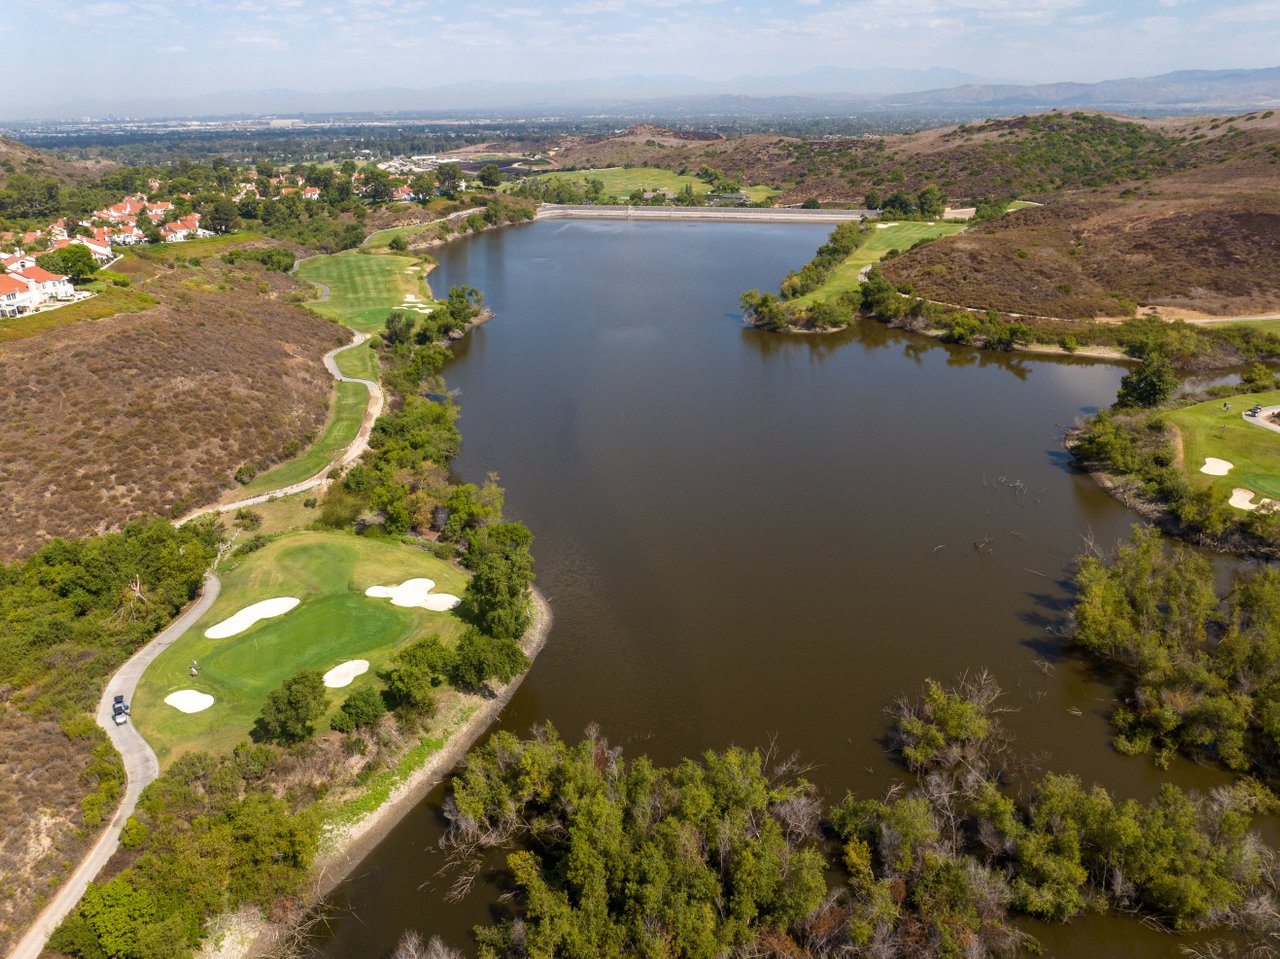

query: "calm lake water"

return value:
[314, 220, 1231, 958]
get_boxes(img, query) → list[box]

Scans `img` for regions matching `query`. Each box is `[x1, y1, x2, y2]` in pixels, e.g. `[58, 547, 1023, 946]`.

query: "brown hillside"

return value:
[881, 146, 1280, 319]
[0, 135, 115, 187]
[543, 109, 1280, 206]
[0, 259, 344, 560]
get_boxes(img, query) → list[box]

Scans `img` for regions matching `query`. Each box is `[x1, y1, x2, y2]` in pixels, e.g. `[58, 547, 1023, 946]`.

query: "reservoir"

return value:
[314, 219, 1225, 958]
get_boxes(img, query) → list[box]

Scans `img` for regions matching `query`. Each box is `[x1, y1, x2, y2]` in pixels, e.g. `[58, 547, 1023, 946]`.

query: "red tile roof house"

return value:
[161, 221, 191, 242]
[0, 274, 34, 316]
[392, 186, 414, 201]
[12, 266, 74, 304]
[302, 187, 321, 200]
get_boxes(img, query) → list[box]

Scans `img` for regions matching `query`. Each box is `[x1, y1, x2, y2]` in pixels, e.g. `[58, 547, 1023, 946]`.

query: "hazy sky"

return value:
[15, 0, 1280, 108]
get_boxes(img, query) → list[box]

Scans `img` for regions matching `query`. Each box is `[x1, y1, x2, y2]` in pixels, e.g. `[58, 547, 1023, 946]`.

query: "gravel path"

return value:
[9, 573, 222, 959]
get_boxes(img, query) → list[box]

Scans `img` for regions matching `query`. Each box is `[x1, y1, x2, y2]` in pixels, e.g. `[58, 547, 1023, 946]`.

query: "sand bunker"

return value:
[365, 578, 460, 611]
[403, 293, 420, 302]
[205, 597, 300, 639]
[323, 660, 370, 688]
[165, 690, 214, 713]
[1201, 457, 1234, 475]
[876, 222, 900, 229]
[1230, 488, 1277, 511]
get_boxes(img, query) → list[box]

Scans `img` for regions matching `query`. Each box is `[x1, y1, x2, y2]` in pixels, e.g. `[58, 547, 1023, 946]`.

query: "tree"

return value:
[435, 164, 462, 195]
[864, 189, 882, 210]
[478, 164, 503, 188]
[256, 670, 327, 743]
[801, 197, 821, 209]
[410, 172, 437, 202]
[917, 183, 946, 218]
[330, 686, 387, 732]
[462, 521, 535, 641]
[450, 627, 529, 690]
[881, 190, 917, 216]
[362, 167, 394, 202]
[1115, 352, 1178, 408]
[383, 310, 416, 347]
[37, 244, 98, 281]
[388, 234, 408, 252]
[202, 197, 240, 234]
[386, 636, 455, 715]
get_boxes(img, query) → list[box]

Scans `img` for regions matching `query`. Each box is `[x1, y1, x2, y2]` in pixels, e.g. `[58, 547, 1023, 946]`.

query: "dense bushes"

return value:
[1072, 525, 1280, 775]
[448, 687, 1277, 959]
[779, 220, 871, 299]
[51, 745, 319, 959]
[0, 520, 217, 719]
[220, 245, 296, 272]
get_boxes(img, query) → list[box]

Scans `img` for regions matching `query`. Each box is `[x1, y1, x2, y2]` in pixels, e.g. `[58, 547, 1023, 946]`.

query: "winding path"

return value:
[174, 331, 384, 525]
[9, 574, 222, 959]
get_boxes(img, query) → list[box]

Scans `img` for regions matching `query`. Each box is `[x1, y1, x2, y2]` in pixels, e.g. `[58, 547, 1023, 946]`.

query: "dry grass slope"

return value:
[882, 149, 1280, 319]
[0, 708, 100, 951]
[0, 260, 345, 560]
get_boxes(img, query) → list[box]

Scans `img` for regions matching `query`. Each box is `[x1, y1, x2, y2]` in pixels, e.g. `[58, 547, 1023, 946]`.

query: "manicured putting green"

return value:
[789, 221, 968, 307]
[1169, 389, 1280, 500]
[296, 251, 434, 331]
[133, 530, 469, 763]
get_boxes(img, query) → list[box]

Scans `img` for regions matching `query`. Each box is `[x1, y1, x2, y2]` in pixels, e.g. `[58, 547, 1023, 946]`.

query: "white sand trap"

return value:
[204, 597, 300, 639]
[165, 690, 214, 713]
[1201, 457, 1234, 475]
[365, 577, 461, 611]
[876, 222, 901, 229]
[323, 660, 369, 688]
[403, 293, 420, 302]
[1230, 488, 1276, 511]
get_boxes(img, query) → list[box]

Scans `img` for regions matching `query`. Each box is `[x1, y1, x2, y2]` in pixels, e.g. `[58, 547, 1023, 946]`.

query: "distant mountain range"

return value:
[9, 66, 1280, 121]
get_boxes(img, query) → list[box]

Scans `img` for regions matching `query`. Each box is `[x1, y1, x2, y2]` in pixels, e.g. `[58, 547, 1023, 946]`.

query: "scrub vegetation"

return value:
[0, 251, 344, 561]
[441, 675, 1280, 959]
[0, 520, 216, 953]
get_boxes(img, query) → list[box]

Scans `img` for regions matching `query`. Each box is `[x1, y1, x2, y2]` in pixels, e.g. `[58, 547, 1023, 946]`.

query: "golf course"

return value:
[524, 166, 781, 204]
[239, 380, 368, 495]
[1170, 389, 1280, 502]
[296, 250, 437, 331]
[133, 530, 470, 762]
[789, 220, 968, 307]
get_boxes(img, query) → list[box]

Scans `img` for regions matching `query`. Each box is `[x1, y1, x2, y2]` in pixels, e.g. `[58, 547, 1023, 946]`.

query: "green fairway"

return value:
[133, 530, 470, 762]
[333, 338, 380, 380]
[527, 167, 782, 203]
[1169, 390, 1280, 500]
[790, 221, 968, 307]
[363, 221, 439, 248]
[296, 251, 434, 331]
[239, 381, 368, 494]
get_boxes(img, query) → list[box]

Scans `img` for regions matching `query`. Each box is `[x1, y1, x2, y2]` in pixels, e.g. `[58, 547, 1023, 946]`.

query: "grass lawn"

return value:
[133, 231, 265, 265]
[296, 251, 432, 331]
[133, 530, 470, 763]
[530, 167, 713, 200]
[1008, 200, 1041, 211]
[363, 220, 442, 249]
[0, 285, 158, 344]
[333, 337, 380, 380]
[790, 221, 968, 307]
[234, 492, 318, 537]
[1169, 389, 1280, 500]
[239, 381, 368, 494]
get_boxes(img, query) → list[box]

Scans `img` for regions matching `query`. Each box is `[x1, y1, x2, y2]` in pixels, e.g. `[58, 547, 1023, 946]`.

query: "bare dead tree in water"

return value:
[391, 930, 465, 959]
